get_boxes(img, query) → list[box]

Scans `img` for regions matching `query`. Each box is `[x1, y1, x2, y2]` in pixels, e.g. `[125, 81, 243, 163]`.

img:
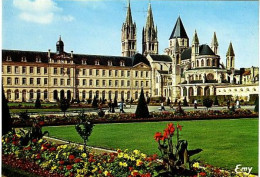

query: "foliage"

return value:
[174, 104, 185, 116]
[2, 86, 12, 135]
[58, 98, 70, 116]
[135, 88, 150, 118]
[75, 121, 94, 153]
[92, 96, 98, 108]
[254, 96, 259, 113]
[214, 96, 219, 106]
[35, 97, 41, 109]
[98, 108, 105, 117]
[203, 98, 213, 109]
[183, 97, 188, 106]
[154, 123, 202, 176]
[19, 110, 30, 121]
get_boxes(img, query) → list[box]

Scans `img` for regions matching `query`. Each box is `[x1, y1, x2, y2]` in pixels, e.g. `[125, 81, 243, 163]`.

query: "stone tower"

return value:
[226, 42, 235, 70]
[211, 32, 219, 55]
[165, 16, 189, 56]
[56, 36, 64, 54]
[142, 3, 158, 56]
[191, 30, 199, 68]
[121, 1, 137, 57]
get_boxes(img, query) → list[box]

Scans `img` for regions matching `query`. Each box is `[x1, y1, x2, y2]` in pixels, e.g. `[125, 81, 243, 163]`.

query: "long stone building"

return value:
[2, 2, 258, 102]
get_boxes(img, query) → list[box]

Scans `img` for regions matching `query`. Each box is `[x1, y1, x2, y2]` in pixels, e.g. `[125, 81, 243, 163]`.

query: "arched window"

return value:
[67, 90, 71, 101]
[115, 91, 118, 99]
[7, 90, 11, 100]
[53, 90, 58, 100]
[44, 90, 48, 100]
[22, 90, 26, 102]
[207, 73, 214, 80]
[30, 89, 34, 99]
[196, 60, 199, 67]
[15, 89, 19, 100]
[201, 60, 204, 67]
[89, 91, 92, 99]
[108, 91, 112, 100]
[82, 91, 86, 100]
[121, 91, 124, 100]
[96, 91, 99, 99]
[102, 91, 105, 99]
[135, 91, 138, 100]
[207, 59, 210, 66]
[127, 91, 130, 100]
[37, 90, 41, 99]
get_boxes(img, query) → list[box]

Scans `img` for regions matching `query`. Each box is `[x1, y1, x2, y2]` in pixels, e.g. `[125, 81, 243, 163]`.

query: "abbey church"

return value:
[2, 2, 258, 102]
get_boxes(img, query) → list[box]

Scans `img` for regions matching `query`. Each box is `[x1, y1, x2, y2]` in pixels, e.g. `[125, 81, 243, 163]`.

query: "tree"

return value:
[2, 86, 12, 135]
[92, 96, 98, 108]
[254, 96, 259, 113]
[203, 98, 213, 110]
[35, 97, 41, 108]
[183, 97, 188, 106]
[214, 96, 219, 106]
[135, 88, 149, 118]
[59, 98, 70, 116]
[147, 97, 151, 105]
[113, 96, 118, 108]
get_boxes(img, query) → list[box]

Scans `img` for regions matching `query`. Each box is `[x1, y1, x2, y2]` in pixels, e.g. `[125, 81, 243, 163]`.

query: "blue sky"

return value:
[2, 0, 259, 68]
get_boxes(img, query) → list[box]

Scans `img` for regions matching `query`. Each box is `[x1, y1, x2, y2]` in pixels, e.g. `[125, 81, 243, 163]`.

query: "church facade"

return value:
[2, 2, 258, 102]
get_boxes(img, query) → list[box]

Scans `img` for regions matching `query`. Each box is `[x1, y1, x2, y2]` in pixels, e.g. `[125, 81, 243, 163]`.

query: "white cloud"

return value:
[13, 0, 74, 24]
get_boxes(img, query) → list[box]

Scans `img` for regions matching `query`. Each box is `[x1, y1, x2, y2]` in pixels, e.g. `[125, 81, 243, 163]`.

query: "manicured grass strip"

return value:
[8, 103, 57, 107]
[10, 108, 92, 114]
[43, 118, 258, 173]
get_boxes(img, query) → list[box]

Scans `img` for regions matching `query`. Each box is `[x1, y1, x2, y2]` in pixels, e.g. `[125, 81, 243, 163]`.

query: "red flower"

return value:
[23, 146, 31, 151]
[68, 154, 75, 161]
[69, 172, 74, 177]
[133, 172, 139, 176]
[199, 172, 207, 176]
[154, 132, 162, 141]
[177, 123, 182, 131]
[66, 165, 72, 170]
[12, 141, 18, 145]
[36, 153, 41, 159]
[59, 166, 63, 170]
[167, 123, 175, 135]
[49, 147, 56, 151]
[74, 158, 81, 163]
[32, 139, 37, 143]
[98, 170, 102, 174]
[39, 121, 45, 126]
[129, 167, 133, 171]
[59, 160, 65, 165]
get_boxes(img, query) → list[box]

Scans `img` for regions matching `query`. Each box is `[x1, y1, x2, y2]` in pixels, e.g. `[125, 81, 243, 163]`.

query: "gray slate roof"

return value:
[150, 55, 172, 62]
[169, 17, 188, 39]
[181, 44, 216, 60]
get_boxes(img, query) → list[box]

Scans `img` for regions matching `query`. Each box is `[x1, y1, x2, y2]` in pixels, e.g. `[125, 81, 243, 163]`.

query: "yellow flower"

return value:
[81, 153, 87, 158]
[78, 146, 84, 151]
[249, 174, 255, 177]
[62, 145, 68, 149]
[131, 170, 139, 175]
[38, 139, 43, 143]
[136, 159, 143, 166]
[193, 162, 199, 168]
[118, 152, 123, 158]
[16, 134, 21, 138]
[51, 166, 57, 171]
[130, 156, 135, 161]
[92, 167, 98, 173]
[104, 171, 109, 176]
[141, 153, 147, 159]
[56, 154, 59, 159]
[123, 153, 129, 159]
[133, 149, 140, 155]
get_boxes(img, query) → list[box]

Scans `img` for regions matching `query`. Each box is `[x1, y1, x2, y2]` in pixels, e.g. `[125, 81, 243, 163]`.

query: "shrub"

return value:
[135, 88, 149, 118]
[35, 97, 41, 108]
[58, 98, 70, 116]
[214, 96, 219, 105]
[254, 96, 259, 113]
[167, 97, 171, 106]
[92, 96, 98, 108]
[183, 97, 188, 106]
[203, 98, 213, 110]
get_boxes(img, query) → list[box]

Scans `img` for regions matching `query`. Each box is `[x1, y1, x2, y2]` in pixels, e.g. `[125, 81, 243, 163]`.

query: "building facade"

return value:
[2, 2, 258, 102]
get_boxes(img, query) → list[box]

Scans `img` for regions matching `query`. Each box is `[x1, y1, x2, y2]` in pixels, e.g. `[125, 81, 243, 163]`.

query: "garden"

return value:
[2, 89, 259, 177]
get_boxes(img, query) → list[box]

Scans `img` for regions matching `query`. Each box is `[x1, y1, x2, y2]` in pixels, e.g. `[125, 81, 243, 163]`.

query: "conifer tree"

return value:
[135, 88, 149, 118]
[35, 97, 41, 108]
[92, 96, 98, 108]
[183, 97, 188, 106]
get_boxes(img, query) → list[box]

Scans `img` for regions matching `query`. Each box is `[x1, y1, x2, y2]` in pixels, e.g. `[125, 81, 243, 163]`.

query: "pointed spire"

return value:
[211, 32, 218, 47]
[145, 3, 154, 28]
[125, 0, 133, 25]
[169, 16, 188, 39]
[226, 42, 235, 56]
[192, 30, 199, 44]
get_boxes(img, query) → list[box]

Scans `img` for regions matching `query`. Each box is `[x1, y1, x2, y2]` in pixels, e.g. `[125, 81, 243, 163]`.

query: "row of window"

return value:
[3, 66, 150, 78]
[219, 88, 257, 92]
[196, 58, 218, 67]
[6, 89, 150, 101]
[5, 77, 150, 87]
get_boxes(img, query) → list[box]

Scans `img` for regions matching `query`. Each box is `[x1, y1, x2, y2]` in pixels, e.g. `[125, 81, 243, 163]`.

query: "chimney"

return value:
[48, 49, 51, 58]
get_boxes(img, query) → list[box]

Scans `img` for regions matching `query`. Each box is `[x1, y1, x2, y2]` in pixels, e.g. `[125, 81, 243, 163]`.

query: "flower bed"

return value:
[11, 109, 258, 127]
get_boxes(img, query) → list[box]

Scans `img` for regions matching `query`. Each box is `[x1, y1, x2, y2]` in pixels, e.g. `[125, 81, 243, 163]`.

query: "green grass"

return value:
[10, 108, 89, 114]
[43, 119, 258, 174]
[8, 102, 57, 107]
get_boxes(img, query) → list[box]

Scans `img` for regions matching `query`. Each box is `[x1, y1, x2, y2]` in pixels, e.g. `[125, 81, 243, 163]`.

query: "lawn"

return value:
[10, 108, 95, 114]
[43, 118, 258, 174]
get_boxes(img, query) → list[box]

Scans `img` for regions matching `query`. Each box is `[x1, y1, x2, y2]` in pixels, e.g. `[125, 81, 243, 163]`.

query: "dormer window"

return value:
[36, 57, 41, 63]
[120, 60, 125, 66]
[6, 56, 12, 61]
[108, 60, 112, 66]
[21, 56, 27, 62]
[82, 59, 87, 65]
[95, 60, 100, 65]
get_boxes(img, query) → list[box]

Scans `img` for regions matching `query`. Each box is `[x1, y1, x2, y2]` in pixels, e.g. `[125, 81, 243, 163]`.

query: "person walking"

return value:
[227, 99, 230, 109]
[194, 99, 197, 109]
[236, 99, 240, 109]
[119, 100, 125, 113]
[161, 102, 165, 111]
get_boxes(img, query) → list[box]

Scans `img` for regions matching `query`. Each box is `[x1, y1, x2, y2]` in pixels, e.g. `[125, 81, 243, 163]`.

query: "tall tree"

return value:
[2, 86, 12, 135]
[135, 88, 149, 118]
[59, 98, 70, 117]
